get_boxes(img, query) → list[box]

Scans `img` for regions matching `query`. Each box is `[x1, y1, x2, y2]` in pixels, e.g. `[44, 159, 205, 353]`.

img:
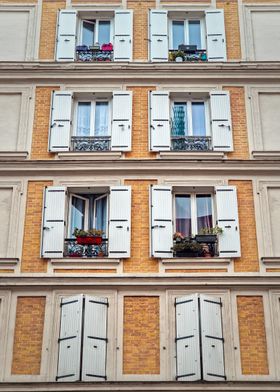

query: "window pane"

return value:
[175, 195, 191, 237]
[189, 20, 201, 49]
[172, 102, 188, 136]
[76, 102, 91, 136]
[172, 21, 185, 50]
[95, 102, 109, 136]
[192, 102, 206, 136]
[95, 196, 107, 236]
[98, 21, 111, 45]
[196, 195, 213, 233]
[82, 21, 95, 46]
[70, 196, 86, 237]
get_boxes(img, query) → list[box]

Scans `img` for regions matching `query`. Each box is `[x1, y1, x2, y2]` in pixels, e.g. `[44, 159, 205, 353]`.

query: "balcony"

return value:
[71, 136, 111, 152]
[64, 238, 108, 258]
[169, 45, 207, 62]
[173, 234, 218, 258]
[76, 45, 113, 62]
[171, 135, 212, 151]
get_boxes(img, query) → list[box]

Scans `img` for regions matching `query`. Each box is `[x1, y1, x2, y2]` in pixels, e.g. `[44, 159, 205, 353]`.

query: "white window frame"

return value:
[93, 193, 109, 237]
[78, 17, 113, 46]
[68, 193, 89, 237]
[168, 16, 206, 50]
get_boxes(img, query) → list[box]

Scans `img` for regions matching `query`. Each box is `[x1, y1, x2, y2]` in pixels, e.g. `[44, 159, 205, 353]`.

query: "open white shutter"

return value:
[56, 10, 77, 61]
[175, 295, 201, 381]
[82, 296, 108, 381]
[215, 185, 241, 258]
[200, 294, 225, 381]
[114, 10, 133, 61]
[57, 295, 83, 382]
[49, 91, 72, 152]
[111, 91, 132, 151]
[150, 10, 168, 61]
[210, 91, 233, 152]
[150, 91, 170, 151]
[41, 186, 66, 258]
[205, 10, 227, 62]
[150, 185, 173, 258]
[108, 186, 131, 258]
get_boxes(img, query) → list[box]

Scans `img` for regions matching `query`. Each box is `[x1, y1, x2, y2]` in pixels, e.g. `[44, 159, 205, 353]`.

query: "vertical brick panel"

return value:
[237, 296, 269, 375]
[21, 181, 53, 273]
[123, 296, 160, 374]
[12, 297, 46, 375]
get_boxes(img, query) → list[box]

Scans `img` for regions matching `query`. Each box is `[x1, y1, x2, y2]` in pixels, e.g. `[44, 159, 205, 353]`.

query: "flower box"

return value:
[76, 236, 102, 245]
[174, 250, 202, 258]
[195, 234, 217, 243]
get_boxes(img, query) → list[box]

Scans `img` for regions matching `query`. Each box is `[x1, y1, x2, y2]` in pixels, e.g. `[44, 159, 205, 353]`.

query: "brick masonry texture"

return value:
[12, 297, 46, 375]
[123, 296, 160, 374]
[237, 296, 269, 375]
[21, 181, 53, 273]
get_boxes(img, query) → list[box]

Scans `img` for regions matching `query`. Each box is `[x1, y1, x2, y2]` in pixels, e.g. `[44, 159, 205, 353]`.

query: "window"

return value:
[75, 99, 111, 137]
[171, 100, 209, 137]
[80, 19, 112, 47]
[170, 18, 205, 50]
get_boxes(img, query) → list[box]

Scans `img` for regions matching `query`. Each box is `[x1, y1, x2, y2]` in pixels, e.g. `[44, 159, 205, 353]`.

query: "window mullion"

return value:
[91, 101, 95, 136]
[187, 101, 193, 136]
[185, 19, 189, 45]
[191, 193, 197, 236]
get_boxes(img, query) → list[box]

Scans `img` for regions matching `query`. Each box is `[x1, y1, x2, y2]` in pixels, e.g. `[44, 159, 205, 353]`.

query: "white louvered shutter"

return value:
[210, 91, 233, 152]
[205, 10, 227, 62]
[41, 186, 66, 258]
[175, 294, 201, 381]
[215, 186, 241, 258]
[49, 91, 72, 152]
[108, 186, 131, 258]
[57, 295, 83, 382]
[150, 185, 173, 258]
[114, 10, 133, 61]
[82, 296, 108, 381]
[200, 294, 226, 381]
[111, 91, 132, 151]
[150, 91, 170, 151]
[56, 10, 77, 61]
[150, 10, 168, 62]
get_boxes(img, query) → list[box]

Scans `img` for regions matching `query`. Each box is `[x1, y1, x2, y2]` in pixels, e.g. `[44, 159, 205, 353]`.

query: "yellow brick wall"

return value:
[237, 296, 269, 375]
[123, 296, 160, 374]
[12, 297, 46, 375]
[21, 181, 53, 273]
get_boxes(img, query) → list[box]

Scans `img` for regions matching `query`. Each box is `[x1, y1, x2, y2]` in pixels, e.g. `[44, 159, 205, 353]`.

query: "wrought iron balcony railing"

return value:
[71, 136, 111, 152]
[171, 136, 212, 151]
[169, 48, 207, 62]
[64, 238, 108, 258]
[173, 236, 218, 258]
[76, 46, 113, 62]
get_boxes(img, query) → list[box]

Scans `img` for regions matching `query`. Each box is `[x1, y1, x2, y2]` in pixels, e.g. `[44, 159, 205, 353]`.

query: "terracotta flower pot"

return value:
[76, 236, 102, 245]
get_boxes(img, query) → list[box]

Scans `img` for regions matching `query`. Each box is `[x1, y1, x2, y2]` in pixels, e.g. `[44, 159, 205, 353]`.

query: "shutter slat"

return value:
[114, 10, 133, 61]
[49, 91, 72, 152]
[150, 91, 170, 151]
[150, 10, 168, 61]
[210, 91, 233, 152]
[111, 92, 132, 151]
[56, 10, 77, 61]
[205, 10, 227, 62]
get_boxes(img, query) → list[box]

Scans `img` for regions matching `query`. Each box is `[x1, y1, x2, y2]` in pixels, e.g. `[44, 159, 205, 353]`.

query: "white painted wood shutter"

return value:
[150, 91, 170, 151]
[108, 186, 131, 258]
[150, 185, 173, 258]
[149, 10, 168, 61]
[57, 295, 83, 382]
[114, 10, 133, 61]
[41, 186, 66, 258]
[111, 91, 132, 151]
[205, 10, 227, 62]
[82, 296, 108, 381]
[56, 10, 77, 61]
[175, 295, 201, 381]
[200, 294, 226, 381]
[210, 91, 233, 152]
[49, 91, 72, 152]
[215, 185, 241, 258]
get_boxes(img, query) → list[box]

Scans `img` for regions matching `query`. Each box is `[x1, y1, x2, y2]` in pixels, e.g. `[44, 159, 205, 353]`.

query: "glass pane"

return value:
[172, 102, 188, 136]
[175, 195, 191, 237]
[196, 195, 213, 233]
[95, 101, 109, 136]
[192, 102, 206, 136]
[98, 21, 111, 45]
[70, 196, 86, 237]
[189, 20, 201, 49]
[76, 102, 91, 136]
[172, 21, 185, 50]
[95, 196, 107, 236]
[82, 21, 95, 46]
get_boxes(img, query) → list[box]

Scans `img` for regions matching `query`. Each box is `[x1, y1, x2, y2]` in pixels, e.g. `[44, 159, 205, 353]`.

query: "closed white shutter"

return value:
[108, 186, 131, 258]
[41, 186, 66, 258]
[49, 91, 72, 152]
[114, 10, 133, 61]
[215, 186, 241, 258]
[111, 91, 132, 151]
[200, 294, 226, 381]
[205, 10, 227, 62]
[57, 295, 83, 382]
[210, 91, 233, 152]
[82, 296, 108, 381]
[150, 91, 170, 151]
[175, 294, 201, 381]
[150, 185, 173, 258]
[149, 10, 168, 61]
[56, 10, 77, 61]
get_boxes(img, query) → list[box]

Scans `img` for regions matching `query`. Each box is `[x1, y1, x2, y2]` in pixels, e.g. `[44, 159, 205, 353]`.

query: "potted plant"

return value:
[173, 233, 204, 257]
[73, 228, 104, 245]
[195, 226, 223, 244]
[174, 50, 185, 62]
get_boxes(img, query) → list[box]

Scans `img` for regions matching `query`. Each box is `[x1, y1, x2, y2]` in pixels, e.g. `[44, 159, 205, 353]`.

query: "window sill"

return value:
[50, 258, 120, 264]
[57, 151, 122, 160]
[0, 151, 28, 160]
[158, 151, 225, 160]
[252, 151, 280, 159]
[160, 257, 232, 273]
[162, 257, 231, 264]
[261, 257, 280, 265]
